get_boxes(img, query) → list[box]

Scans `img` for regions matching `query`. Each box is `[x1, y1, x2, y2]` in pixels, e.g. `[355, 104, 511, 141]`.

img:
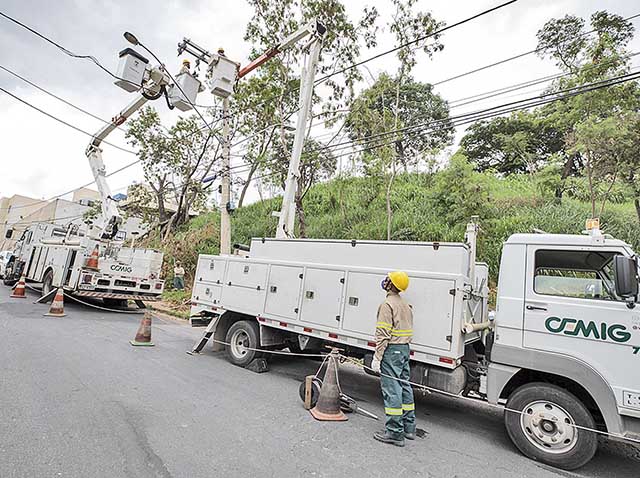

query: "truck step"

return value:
[188, 317, 219, 354]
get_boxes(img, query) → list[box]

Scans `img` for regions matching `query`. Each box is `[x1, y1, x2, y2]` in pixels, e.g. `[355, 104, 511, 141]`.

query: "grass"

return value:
[155, 171, 640, 288]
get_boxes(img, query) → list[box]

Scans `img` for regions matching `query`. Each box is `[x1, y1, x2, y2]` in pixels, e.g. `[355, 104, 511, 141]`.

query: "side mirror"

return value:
[614, 256, 638, 300]
[5, 229, 12, 239]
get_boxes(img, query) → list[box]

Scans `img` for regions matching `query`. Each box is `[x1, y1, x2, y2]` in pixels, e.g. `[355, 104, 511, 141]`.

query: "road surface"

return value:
[1, 290, 638, 478]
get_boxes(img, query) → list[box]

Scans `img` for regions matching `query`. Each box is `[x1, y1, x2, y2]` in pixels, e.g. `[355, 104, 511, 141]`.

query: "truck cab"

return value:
[488, 228, 640, 469]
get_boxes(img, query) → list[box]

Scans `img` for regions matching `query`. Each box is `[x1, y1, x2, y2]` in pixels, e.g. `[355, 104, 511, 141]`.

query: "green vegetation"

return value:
[156, 162, 640, 287]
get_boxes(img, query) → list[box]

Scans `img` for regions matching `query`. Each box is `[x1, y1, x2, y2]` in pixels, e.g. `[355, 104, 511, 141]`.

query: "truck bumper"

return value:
[74, 290, 161, 301]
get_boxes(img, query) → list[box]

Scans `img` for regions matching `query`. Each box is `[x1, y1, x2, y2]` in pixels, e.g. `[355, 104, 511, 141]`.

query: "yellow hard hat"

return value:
[388, 271, 409, 291]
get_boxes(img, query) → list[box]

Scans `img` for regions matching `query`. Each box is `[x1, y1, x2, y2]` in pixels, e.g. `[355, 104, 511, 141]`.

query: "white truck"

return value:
[2, 48, 204, 306]
[3, 222, 164, 306]
[189, 220, 640, 469]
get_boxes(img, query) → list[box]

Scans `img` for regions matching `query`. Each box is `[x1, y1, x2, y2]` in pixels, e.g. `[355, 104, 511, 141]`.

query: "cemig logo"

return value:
[545, 316, 631, 343]
[110, 264, 133, 274]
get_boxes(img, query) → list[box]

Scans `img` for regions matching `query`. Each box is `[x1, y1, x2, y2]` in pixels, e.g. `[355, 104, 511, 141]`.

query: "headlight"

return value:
[82, 274, 93, 284]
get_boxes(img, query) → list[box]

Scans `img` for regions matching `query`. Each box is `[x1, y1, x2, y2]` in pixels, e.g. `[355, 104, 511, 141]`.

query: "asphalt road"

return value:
[1, 290, 639, 478]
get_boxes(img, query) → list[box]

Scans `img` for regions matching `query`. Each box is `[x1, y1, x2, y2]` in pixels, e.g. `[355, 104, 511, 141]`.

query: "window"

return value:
[534, 249, 621, 301]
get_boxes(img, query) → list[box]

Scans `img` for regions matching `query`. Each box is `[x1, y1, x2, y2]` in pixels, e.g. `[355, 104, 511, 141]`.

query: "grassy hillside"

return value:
[154, 170, 640, 287]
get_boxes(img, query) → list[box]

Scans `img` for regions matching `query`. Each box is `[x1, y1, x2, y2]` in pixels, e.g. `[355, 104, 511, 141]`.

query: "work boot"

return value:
[373, 430, 405, 447]
[404, 431, 416, 440]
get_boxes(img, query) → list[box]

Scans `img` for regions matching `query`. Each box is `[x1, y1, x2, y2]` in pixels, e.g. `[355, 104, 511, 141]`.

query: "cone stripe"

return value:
[310, 351, 347, 422]
[44, 288, 66, 317]
[10, 275, 27, 298]
[85, 245, 99, 270]
[130, 311, 155, 346]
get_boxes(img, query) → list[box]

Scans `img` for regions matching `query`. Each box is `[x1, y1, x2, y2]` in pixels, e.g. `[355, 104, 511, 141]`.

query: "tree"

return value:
[536, 11, 639, 216]
[343, 0, 444, 239]
[237, 0, 377, 218]
[346, 74, 452, 173]
[126, 107, 220, 237]
[265, 135, 337, 237]
[460, 111, 565, 176]
[430, 153, 490, 226]
[232, 64, 297, 208]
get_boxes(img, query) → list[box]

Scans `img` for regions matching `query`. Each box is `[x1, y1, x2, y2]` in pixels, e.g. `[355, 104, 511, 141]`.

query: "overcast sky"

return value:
[1, 0, 638, 205]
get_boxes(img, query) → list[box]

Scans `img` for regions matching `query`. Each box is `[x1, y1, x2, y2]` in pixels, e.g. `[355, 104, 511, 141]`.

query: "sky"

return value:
[0, 0, 639, 206]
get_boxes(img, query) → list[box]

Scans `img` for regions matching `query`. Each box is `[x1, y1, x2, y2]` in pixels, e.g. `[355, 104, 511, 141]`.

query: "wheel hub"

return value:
[230, 330, 250, 358]
[521, 401, 577, 454]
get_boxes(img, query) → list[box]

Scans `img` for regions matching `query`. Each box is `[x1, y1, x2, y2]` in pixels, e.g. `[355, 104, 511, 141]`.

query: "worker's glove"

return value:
[371, 356, 381, 374]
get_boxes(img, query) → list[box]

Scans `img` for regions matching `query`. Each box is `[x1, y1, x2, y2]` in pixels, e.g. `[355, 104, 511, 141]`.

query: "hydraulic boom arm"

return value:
[85, 67, 169, 240]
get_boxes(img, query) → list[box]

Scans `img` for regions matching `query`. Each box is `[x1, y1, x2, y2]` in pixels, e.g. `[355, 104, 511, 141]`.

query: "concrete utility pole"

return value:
[275, 34, 324, 239]
[177, 21, 326, 244]
[220, 96, 231, 255]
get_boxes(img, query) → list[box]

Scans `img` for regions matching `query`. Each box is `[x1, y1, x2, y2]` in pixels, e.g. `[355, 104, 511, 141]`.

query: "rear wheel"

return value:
[224, 320, 262, 367]
[41, 270, 53, 297]
[3, 263, 17, 287]
[504, 383, 598, 470]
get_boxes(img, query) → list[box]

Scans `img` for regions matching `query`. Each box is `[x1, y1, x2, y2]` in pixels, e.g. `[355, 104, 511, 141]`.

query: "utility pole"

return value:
[275, 35, 323, 239]
[220, 95, 231, 255]
[177, 21, 326, 244]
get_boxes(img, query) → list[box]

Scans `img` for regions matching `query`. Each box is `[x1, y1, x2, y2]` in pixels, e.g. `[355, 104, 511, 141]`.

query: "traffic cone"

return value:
[310, 350, 348, 421]
[10, 275, 27, 298]
[85, 244, 99, 270]
[44, 288, 66, 317]
[130, 311, 155, 346]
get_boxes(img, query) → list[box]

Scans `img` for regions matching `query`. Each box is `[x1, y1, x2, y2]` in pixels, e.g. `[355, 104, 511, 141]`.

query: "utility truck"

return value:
[3, 222, 164, 306]
[3, 45, 204, 306]
[189, 219, 640, 469]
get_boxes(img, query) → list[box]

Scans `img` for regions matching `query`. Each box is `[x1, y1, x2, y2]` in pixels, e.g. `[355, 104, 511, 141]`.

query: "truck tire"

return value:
[41, 270, 53, 298]
[3, 264, 17, 287]
[224, 320, 263, 367]
[504, 382, 598, 470]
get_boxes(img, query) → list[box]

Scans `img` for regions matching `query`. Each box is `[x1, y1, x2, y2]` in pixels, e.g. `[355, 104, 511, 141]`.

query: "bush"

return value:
[153, 168, 640, 290]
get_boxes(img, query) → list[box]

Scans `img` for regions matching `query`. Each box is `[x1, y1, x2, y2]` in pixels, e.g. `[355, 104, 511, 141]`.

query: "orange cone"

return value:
[130, 311, 155, 346]
[85, 244, 100, 270]
[10, 275, 27, 298]
[310, 349, 348, 421]
[44, 287, 66, 317]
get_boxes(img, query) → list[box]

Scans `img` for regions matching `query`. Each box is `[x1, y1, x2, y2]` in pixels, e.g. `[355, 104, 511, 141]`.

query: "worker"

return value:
[371, 271, 415, 447]
[173, 261, 185, 290]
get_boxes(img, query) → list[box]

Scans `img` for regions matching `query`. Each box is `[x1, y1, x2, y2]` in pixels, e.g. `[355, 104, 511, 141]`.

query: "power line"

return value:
[0, 86, 136, 154]
[241, 69, 640, 189]
[314, 0, 519, 85]
[0, 157, 142, 212]
[312, 70, 640, 155]
[431, 12, 640, 88]
[0, 63, 128, 133]
[0, 10, 135, 87]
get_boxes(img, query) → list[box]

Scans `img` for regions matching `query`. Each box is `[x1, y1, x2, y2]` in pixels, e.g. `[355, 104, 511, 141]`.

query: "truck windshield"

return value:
[534, 249, 621, 301]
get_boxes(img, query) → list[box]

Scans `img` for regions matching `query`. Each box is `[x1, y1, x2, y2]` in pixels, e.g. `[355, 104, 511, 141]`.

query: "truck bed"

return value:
[191, 239, 488, 368]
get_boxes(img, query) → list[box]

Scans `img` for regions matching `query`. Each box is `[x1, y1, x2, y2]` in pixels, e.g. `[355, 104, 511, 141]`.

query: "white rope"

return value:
[23, 282, 145, 314]
[64, 293, 145, 314]
[207, 336, 329, 358]
[343, 356, 640, 446]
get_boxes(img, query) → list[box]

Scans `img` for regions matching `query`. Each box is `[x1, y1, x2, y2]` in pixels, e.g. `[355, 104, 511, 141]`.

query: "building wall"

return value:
[0, 195, 49, 251]
[71, 188, 101, 204]
[1, 195, 149, 251]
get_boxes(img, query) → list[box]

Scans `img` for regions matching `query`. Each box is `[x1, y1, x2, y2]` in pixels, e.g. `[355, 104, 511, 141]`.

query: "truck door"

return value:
[523, 246, 640, 414]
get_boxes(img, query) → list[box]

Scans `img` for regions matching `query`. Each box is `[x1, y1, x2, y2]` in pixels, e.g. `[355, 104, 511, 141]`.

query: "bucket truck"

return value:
[186, 22, 640, 470]
[3, 49, 202, 307]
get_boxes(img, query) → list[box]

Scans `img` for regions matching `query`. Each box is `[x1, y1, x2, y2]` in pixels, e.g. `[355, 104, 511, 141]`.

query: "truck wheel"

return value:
[3, 264, 17, 287]
[42, 270, 53, 298]
[504, 382, 598, 470]
[224, 320, 263, 367]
